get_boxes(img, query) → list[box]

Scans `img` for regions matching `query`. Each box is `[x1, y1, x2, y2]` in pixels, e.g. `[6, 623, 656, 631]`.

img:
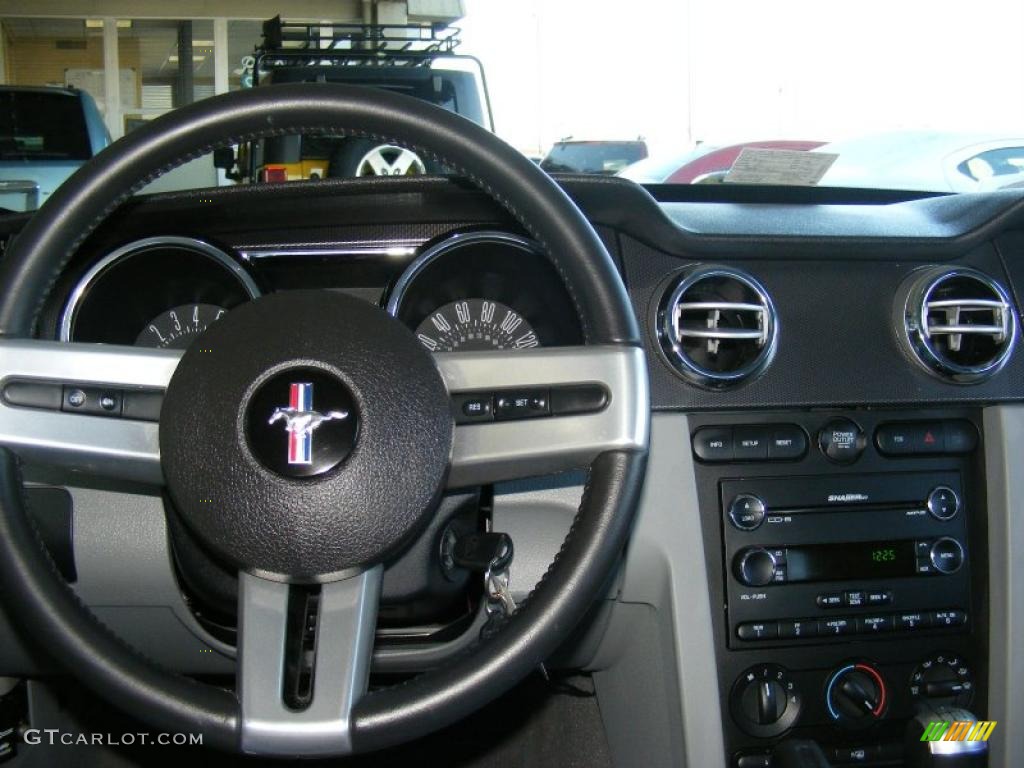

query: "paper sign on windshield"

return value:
[724, 148, 838, 186]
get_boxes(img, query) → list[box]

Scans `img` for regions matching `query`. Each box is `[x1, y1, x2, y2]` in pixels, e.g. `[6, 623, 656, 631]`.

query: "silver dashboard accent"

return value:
[436, 345, 649, 487]
[899, 266, 1017, 383]
[385, 230, 540, 318]
[59, 236, 261, 343]
[238, 566, 381, 757]
[657, 266, 778, 388]
[0, 339, 179, 483]
[238, 241, 422, 261]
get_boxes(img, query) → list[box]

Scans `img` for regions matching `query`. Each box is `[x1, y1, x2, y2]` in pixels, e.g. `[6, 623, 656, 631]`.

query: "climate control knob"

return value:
[735, 547, 779, 587]
[826, 662, 888, 728]
[730, 664, 803, 738]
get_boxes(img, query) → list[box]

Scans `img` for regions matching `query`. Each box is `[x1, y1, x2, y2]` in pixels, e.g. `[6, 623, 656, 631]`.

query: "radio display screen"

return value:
[786, 540, 917, 582]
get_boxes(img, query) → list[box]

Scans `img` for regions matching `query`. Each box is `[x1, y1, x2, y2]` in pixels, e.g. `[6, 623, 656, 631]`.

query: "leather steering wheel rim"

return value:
[0, 84, 648, 755]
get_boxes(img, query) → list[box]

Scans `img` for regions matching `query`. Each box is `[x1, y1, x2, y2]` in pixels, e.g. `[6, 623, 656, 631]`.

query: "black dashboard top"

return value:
[4, 174, 1024, 412]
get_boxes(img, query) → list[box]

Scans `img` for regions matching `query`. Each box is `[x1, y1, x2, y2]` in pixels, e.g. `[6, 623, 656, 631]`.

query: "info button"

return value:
[692, 426, 734, 462]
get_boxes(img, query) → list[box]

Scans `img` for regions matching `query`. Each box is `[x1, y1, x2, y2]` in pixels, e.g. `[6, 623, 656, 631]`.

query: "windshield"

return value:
[1, 4, 1021, 194]
[0, 91, 91, 161]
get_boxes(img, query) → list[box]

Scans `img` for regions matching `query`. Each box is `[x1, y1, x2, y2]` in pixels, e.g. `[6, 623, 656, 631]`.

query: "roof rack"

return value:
[254, 16, 462, 79]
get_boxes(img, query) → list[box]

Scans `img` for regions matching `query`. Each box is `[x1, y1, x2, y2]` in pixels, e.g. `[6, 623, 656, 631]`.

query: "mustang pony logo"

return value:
[268, 382, 348, 465]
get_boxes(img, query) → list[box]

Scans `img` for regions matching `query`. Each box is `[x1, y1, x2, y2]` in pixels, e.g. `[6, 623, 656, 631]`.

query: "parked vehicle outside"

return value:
[0, 86, 110, 212]
[619, 139, 824, 184]
[540, 139, 648, 175]
[221, 17, 493, 183]
[815, 131, 1024, 192]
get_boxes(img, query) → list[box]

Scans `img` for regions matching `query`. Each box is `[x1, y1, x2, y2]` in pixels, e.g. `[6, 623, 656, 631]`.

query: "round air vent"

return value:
[898, 266, 1017, 383]
[657, 266, 778, 388]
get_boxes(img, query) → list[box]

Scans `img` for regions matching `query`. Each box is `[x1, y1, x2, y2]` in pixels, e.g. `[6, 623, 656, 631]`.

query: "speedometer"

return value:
[414, 298, 539, 352]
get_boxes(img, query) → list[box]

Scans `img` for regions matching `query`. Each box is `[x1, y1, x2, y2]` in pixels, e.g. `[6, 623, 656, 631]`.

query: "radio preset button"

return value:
[818, 617, 853, 636]
[930, 537, 964, 574]
[932, 609, 967, 627]
[817, 592, 845, 609]
[818, 419, 865, 464]
[857, 615, 894, 634]
[737, 621, 779, 641]
[779, 619, 819, 639]
[926, 486, 961, 521]
[897, 612, 931, 631]
[728, 494, 767, 531]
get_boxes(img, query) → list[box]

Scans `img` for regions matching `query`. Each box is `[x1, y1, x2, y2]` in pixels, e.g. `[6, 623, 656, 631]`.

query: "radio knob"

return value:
[930, 537, 965, 574]
[736, 547, 778, 587]
[728, 494, 767, 531]
[926, 486, 961, 520]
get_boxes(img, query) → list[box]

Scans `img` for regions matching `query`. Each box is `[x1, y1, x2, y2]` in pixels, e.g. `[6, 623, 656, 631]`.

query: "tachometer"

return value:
[414, 298, 539, 352]
[135, 303, 227, 349]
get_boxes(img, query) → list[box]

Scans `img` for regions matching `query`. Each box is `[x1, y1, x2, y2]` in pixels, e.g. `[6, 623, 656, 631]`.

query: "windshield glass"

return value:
[0, 90, 92, 161]
[459, 0, 1024, 193]
[1, 4, 1020, 195]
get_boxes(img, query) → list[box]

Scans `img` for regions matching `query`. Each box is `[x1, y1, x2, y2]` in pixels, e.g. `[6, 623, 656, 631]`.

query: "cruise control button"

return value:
[736, 621, 779, 641]
[779, 619, 818, 639]
[1, 380, 63, 410]
[462, 396, 493, 419]
[768, 425, 807, 460]
[549, 385, 608, 416]
[734, 426, 769, 460]
[693, 426, 734, 462]
[818, 419, 864, 463]
[897, 612, 931, 630]
[494, 390, 550, 420]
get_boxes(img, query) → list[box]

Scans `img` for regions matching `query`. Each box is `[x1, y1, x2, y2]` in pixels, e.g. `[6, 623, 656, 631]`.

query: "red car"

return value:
[619, 139, 825, 184]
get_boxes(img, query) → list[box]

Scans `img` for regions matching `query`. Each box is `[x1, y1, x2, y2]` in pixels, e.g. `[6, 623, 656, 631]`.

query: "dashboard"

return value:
[5, 175, 1024, 767]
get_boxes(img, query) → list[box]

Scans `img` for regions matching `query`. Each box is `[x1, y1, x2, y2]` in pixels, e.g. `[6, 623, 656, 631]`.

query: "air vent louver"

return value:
[657, 266, 778, 388]
[899, 267, 1017, 383]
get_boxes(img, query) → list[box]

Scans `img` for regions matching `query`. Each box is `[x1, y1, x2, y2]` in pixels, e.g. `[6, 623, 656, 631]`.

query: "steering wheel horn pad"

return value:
[161, 290, 452, 581]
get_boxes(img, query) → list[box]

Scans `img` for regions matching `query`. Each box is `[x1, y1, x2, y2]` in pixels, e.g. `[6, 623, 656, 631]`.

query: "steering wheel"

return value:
[0, 84, 649, 757]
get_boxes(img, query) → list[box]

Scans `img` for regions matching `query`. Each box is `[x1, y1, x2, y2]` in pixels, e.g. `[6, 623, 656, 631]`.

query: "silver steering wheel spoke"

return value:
[0, 339, 180, 483]
[237, 566, 382, 757]
[436, 345, 649, 487]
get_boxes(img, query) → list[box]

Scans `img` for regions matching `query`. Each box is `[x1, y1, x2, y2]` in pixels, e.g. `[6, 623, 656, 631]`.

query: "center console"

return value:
[690, 409, 989, 767]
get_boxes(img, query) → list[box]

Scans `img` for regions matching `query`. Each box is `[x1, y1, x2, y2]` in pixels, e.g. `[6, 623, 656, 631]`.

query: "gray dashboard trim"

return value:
[592, 413, 726, 768]
[982, 406, 1024, 765]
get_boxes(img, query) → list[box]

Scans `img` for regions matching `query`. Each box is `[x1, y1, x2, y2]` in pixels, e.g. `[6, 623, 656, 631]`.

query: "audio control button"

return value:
[930, 537, 964, 574]
[728, 494, 767, 531]
[866, 590, 893, 606]
[897, 612, 931, 631]
[932, 609, 967, 627]
[779, 619, 818, 639]
[735, 548, 778, 587]
[817, 592, 845, 609]
[819, 617, 854, 636]
[856, 614, 894, 634]
[737, 621, 779, 641]
[926, 486, 961, 521]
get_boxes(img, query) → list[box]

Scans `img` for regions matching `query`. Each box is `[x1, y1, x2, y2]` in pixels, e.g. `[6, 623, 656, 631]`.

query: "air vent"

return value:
[899, 266, 1017, 383]
[657, 266, 778, 388]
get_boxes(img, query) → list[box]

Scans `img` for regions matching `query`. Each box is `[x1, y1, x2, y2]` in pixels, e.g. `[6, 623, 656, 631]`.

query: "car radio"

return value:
[722, 471, 971, 648]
